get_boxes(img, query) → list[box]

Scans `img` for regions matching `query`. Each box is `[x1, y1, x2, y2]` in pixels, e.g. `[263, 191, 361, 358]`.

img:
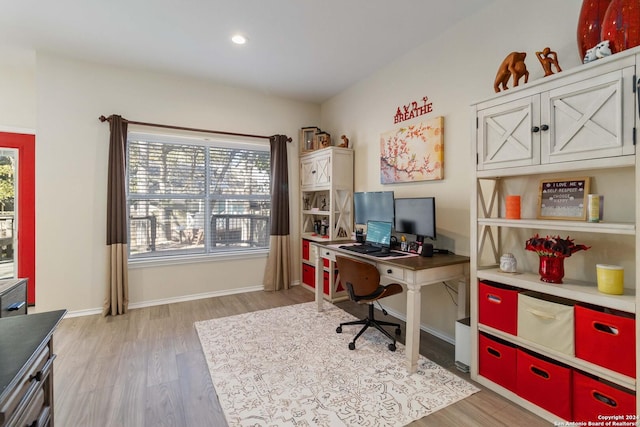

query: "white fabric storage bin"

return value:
[517, 292, 575, 356]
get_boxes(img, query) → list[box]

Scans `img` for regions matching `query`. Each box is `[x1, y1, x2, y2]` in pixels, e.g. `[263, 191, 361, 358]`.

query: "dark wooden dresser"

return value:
[0, 279, 27, 318]
[0, 309, 66, 426]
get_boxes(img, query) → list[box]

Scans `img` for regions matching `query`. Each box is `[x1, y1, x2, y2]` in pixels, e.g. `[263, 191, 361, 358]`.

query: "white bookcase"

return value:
[471, 46, 640, 422]
[300, 146, 353, 301]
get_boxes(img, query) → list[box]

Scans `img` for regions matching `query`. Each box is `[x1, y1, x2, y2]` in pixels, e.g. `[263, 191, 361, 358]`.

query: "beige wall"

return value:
[29, 53, 318, 314]
[320, 0, 583, 340]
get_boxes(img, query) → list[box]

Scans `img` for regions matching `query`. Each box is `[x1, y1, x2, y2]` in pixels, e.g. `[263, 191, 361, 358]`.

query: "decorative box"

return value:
[516, 349, 572, 420]
[517, 292, 574, 356]
[575, 304, 636, 377]
[478, 281, 518, 335]
[479, 332, 517, 392]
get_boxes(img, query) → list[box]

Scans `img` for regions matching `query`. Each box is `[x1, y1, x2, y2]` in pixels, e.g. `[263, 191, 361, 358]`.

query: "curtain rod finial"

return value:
[99, 115, 108, 122]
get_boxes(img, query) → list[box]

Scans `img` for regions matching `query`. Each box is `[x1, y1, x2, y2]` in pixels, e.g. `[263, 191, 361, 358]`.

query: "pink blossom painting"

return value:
[380, 117, 444, 184]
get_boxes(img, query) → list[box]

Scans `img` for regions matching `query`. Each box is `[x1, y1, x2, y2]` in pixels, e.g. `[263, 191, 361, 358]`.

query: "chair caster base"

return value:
[388, 343, 396, 352]
[348, 342, 355, 350]
[336, 326, 342, 333]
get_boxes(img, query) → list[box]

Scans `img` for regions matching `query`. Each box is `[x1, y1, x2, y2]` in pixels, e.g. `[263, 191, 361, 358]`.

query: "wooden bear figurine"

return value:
[494, 52, 529, 92]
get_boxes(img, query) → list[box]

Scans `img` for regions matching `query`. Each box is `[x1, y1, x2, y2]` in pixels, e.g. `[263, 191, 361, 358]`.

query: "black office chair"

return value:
[335, 255, 403, 351]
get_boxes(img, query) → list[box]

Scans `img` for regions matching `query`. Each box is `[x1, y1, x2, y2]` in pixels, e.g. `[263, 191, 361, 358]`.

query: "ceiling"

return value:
[0, 0, 493, 103]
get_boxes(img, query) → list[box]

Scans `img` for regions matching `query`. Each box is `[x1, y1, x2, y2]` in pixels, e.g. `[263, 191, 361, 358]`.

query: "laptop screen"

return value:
[365, 221, 392, 248]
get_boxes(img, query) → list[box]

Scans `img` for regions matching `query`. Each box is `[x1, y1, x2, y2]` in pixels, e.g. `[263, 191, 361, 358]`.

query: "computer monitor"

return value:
[354, 191, 394, 225]
[365, 221, 392, 249]
[394, 197, 436, 243]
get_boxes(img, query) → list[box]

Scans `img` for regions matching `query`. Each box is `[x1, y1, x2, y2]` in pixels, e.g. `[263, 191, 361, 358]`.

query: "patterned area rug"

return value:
[195, 302, 479, 426]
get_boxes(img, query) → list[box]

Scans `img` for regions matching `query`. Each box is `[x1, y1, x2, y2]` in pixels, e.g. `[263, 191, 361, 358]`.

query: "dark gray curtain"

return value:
[263, 134, 291, 291]
[103, 115, 129, 316]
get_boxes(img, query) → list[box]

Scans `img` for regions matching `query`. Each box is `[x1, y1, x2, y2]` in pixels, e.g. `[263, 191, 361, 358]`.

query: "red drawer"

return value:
[479, 281, 518, 335]
[323, 270, 330, 295]
[322, 270, 342, 295]
[575, 305, 636, 378]
[516, 349, 572, 420]
[572, 371, 635, 422]
[479, 333, 517, 392]
[302, 239, 310, 261]
[302, 264, 315, 288]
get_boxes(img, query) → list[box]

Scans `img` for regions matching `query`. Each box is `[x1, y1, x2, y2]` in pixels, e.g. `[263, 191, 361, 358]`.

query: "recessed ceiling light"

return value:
[231, 34, 247, 45]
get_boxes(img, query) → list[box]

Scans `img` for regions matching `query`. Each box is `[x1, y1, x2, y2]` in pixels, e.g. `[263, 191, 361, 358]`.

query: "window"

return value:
[127, 132, 271, 259]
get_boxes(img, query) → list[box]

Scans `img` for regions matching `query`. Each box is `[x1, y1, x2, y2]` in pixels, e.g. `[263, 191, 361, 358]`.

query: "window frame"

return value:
[126, 131, 271, 264]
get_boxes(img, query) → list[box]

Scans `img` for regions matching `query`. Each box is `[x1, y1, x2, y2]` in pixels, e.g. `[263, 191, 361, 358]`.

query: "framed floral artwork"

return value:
[380, 117, 444, 184]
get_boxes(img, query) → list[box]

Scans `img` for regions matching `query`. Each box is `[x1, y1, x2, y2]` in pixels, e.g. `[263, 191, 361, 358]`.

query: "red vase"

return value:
[577, 0, 612, 59]
[538, 256, 565, 284]
[601, 0, 640, 54]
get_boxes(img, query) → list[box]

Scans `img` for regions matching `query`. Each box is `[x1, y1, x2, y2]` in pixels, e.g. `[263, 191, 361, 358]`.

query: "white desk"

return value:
[312, 242, 470, 374]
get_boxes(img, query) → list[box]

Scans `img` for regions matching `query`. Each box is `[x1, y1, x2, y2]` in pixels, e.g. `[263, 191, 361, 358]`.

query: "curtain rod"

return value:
[99, 115, 291, 142]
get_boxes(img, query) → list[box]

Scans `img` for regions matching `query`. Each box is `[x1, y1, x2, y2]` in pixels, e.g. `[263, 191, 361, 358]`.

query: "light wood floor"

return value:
[52, 286, 551, 426]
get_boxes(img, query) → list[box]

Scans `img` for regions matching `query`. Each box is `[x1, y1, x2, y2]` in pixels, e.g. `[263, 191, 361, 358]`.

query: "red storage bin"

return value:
[322, 270, 343, 295]
[478, 281, 518, 335]
[572, 371, 635, 422]
[575, 305, 636, 378]
[302, 264, 315, 288]
[516, 349, 572, 420]
[479, 332, 517, 392]
[302, 239, 310, 261]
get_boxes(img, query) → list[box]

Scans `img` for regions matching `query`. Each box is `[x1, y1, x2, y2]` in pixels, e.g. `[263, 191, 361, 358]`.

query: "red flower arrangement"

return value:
[525, 234, 590, 258]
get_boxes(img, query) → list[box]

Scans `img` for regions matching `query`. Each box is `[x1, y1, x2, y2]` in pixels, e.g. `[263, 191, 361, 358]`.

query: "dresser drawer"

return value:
[0, 279, 27, 317]
[0, 342, 51, 424]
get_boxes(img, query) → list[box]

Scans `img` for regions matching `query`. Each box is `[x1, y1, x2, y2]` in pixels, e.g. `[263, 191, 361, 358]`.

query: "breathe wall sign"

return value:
[393, 96, 433, 124]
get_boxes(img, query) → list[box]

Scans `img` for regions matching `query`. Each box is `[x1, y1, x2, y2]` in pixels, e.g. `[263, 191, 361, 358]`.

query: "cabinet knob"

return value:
[311, 170, 316, 174]
[387, 269, 392, 274]
[531, 126, 540, 133]
[540, 124, 549, 131]
[29, 371, 43, 382]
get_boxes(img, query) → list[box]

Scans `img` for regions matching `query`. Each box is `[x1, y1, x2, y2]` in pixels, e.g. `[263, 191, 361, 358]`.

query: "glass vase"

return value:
[601, 0, 640, 54]
[577, 0, 612, 59]
[538, 256, 565, 284]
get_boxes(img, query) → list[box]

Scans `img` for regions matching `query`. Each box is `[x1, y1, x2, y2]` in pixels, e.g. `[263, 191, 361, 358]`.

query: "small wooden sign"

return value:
[537, 177, 590, 220]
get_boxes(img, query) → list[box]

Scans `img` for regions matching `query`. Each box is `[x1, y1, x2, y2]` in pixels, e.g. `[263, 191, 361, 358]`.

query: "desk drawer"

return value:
[380, 266, 404, 281]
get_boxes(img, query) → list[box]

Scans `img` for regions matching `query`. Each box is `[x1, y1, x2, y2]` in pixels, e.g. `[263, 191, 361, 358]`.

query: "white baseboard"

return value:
[62, 285, 264, 318]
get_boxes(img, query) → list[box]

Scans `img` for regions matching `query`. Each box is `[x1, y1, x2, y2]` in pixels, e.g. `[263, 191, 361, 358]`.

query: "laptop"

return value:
[341, 221, 392, 254]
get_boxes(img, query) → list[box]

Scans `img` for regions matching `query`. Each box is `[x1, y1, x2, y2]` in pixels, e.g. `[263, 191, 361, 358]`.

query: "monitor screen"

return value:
[365, 221, 392, 248]
[394, 197, 436, 241]
[354, 191, 394, 225]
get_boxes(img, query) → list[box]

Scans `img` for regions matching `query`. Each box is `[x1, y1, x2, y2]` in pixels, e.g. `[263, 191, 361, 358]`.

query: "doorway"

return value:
[0, 131, 35, 304]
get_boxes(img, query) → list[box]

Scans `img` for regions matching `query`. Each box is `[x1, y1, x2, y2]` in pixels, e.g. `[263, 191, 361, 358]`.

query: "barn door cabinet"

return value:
[476, 52, 635, 173]
[300, 146, 353, 302]
[471, 46, 640, 423]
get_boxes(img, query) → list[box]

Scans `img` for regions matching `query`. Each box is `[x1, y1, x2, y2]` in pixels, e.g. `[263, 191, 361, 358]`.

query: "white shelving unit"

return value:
[470, 46, 640, 422]
[299, 146, 353, 301]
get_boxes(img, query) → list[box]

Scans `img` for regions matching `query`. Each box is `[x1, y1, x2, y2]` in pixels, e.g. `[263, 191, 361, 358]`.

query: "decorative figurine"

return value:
[584, 40, 612, 63]
[583, 47, 597, 63]
[595, 40, 612, 59]
[339, 135, 349, 148]
[317, 131, 331, 148]
[500, 253, 518, 273]
[536, 47, 562, 76]
[494, 52, 529, 92]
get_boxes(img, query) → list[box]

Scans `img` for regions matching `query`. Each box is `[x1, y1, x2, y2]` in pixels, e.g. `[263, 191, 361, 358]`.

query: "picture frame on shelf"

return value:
[300, 127, 319, 153]
[537, 176, 590, 221]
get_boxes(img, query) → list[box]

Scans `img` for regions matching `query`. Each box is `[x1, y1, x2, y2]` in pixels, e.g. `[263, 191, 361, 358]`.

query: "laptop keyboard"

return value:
[339, 244, 380, 254]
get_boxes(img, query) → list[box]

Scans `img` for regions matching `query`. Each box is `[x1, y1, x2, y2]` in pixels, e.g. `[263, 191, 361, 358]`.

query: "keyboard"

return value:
[339, 244, 381, 254]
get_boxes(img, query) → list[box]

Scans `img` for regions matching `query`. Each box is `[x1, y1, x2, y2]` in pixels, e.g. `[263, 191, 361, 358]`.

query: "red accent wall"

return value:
[0, 131, 35, 304]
